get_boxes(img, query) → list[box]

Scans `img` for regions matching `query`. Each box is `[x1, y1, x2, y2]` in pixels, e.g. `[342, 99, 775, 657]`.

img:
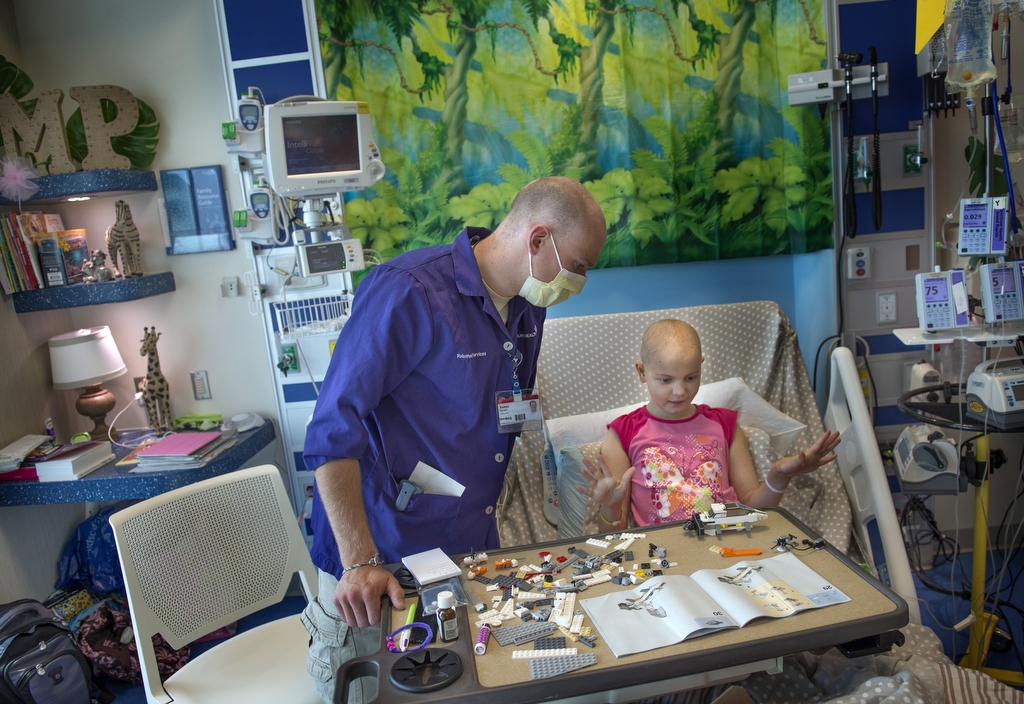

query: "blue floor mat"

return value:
[914, 549, 1024, 674]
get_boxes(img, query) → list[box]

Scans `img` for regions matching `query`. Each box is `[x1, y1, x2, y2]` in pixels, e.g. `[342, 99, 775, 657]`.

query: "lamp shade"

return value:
[49, 326, 127, 390]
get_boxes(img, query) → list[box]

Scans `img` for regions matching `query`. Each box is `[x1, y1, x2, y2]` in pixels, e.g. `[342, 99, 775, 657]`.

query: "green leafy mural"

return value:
[318, 0, 832, 268]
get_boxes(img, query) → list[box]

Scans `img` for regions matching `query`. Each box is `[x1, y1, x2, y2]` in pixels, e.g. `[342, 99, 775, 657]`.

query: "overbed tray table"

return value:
[336, 508, 908, 704]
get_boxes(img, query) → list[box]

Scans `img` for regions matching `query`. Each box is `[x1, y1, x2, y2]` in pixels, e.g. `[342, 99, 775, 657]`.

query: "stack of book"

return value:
[0, 211, 90, 294]
[132, 430, 237, 472]
[34, 441, 114, 482]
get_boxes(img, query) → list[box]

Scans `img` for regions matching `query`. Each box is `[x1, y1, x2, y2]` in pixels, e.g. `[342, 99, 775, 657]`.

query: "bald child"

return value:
[577, 319, 840, 529]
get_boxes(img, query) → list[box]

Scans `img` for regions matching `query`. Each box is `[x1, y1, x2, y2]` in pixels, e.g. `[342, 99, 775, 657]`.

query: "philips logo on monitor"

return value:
[317, 178, 338, 185]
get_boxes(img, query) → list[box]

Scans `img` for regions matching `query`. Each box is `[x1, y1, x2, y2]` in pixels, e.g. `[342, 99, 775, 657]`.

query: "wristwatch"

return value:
[341, 551, 381, 577]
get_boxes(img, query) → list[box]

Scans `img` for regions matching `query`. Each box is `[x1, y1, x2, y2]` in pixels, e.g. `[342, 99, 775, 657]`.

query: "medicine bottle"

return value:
[436, 590, 459, 642]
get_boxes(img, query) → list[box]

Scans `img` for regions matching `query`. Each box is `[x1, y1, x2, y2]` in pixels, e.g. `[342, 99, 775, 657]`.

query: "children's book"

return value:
[36, 235, 66, 287]
[54, 229, 90, 284]
[580, 553, 850, 657]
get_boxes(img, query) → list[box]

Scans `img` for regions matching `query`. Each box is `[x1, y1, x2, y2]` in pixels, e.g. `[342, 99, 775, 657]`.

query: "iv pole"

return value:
[955, 82, 1023, 688]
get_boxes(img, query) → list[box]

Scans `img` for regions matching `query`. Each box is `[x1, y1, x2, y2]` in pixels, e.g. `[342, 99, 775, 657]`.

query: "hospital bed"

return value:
[497, 301, 1022, 703]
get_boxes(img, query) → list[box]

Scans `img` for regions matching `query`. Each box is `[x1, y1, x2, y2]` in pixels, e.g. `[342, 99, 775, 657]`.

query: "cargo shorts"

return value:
[301, 569, 381, 704]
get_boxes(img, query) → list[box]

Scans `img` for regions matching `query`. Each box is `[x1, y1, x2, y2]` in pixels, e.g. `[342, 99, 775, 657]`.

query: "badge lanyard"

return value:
[495, 339, 542, 433]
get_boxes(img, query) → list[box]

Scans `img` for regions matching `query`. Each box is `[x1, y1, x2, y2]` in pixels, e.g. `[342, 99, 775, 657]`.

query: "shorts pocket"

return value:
[302, 596, 351, 684]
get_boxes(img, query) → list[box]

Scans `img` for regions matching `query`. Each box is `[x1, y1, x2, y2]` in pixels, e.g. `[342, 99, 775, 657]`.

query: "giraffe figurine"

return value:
[140, 327, 171, 433]
[106, 200, 143, 277]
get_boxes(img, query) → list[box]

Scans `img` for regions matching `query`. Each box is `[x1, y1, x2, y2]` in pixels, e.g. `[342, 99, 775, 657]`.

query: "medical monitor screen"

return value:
[1014, 384, 1024, 402]
[993, 268, 1017, 293]
[283, 114, 360, 176]
[963, 202, 988, 228]
[924, 279, 948, 303]
[304, 242, 347, 274]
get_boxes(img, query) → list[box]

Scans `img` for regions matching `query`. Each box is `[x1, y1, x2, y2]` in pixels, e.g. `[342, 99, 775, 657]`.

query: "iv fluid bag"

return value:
[945, 0, 996, 94]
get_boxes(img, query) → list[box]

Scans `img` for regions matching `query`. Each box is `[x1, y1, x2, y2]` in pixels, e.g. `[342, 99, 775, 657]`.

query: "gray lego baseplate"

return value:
[491, 620, 557, 646]
[529, 653, 598, 680]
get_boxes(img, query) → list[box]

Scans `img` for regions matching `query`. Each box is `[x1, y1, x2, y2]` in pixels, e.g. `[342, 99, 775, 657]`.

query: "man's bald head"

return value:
[640, 319, 702, 366]
[501, 176, 605, 246]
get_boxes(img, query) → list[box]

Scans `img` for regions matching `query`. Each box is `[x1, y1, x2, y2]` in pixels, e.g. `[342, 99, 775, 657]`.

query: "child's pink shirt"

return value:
[609, 404, 739, 526]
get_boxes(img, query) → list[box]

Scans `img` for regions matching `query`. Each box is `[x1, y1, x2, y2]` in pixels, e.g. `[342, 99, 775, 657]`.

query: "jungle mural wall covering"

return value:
[316, 0, 832, 269]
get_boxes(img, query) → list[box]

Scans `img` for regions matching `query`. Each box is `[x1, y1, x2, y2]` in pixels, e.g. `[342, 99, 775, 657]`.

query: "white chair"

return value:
[109, 465, 321, 704]
[823, 346, 921, 622]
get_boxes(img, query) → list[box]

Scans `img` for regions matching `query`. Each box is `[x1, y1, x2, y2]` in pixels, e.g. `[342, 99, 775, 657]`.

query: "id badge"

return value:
[495, 388, 543, 433]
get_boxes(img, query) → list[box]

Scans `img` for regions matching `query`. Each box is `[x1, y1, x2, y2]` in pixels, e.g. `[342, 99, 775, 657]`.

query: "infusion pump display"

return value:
[980, 262, 1024, 322]
[915, 270, 970, 331]
[959, 197, 1008, 256]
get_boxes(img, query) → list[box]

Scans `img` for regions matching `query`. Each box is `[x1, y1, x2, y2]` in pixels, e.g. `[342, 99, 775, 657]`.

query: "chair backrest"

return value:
[109, 465, 317, 703]
[823, 347, 920, 622]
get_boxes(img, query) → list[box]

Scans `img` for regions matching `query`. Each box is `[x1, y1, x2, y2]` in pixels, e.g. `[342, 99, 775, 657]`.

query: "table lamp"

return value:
[49, 326, 127, 441]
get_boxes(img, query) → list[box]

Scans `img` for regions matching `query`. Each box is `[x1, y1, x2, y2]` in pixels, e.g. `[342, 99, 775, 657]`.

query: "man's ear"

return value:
[635, 362, 646, 382]
[526, 224, 550, 255]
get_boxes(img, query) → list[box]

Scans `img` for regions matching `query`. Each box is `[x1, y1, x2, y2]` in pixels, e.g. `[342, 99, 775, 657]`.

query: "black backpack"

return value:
[0, 599, 98, 704]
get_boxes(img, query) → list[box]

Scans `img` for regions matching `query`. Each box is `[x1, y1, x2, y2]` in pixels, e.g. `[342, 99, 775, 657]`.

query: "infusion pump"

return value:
[915, 269, 970, 331]
[959, 197, 1008, 257]
[980, 261, 1024, 322]
[966, 356, 1024, 430]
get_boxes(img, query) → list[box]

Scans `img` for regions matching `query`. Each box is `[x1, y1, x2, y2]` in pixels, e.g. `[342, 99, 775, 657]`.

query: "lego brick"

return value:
[491, 620, 557, 646]
[585, 538, 610, 548]
[511, 647, 578, 659]
[534, 636, 567, 650]
[529, 653, 597, 680]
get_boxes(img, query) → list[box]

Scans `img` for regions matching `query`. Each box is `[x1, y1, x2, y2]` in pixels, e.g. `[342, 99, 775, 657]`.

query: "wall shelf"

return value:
[0, 169, 157, 205]
[12, 272, 175, 313]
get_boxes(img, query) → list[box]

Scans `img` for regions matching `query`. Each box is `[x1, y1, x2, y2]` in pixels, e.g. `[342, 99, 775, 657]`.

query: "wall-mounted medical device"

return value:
[296, 239, 365, 278]
[263, 100, 386, 198]
[249, 185, 273, 220]
[959, 197, 1008, 256]
[238, 88, 263, 132]
[915, 269, 970, 331]
[966, 356, 1024, 430]
[980, 261, 1024, 322]
[893, 424, 960, 495]
[787, 63, 889, 106]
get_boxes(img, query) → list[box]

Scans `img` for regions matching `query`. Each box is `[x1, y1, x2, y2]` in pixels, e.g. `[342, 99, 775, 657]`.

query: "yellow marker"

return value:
[399, 598, 418, 651]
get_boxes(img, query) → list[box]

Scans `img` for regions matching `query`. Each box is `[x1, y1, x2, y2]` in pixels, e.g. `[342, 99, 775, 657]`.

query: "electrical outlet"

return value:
[877, 292, 897, 324]
[221, 276, 239, 297]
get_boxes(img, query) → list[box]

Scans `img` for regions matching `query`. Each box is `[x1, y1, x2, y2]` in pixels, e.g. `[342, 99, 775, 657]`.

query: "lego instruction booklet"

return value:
[579, 553, 850, 657]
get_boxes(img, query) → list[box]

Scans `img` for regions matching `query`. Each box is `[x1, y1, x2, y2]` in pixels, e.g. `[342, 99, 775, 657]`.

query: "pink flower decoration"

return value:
[0, 156, 40, 205]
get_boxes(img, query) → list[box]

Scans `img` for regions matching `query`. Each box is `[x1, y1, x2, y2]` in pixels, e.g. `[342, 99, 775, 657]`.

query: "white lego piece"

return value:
[515, 607, 530, 619]
[500, 598, 516, 616]
[511, 648, 578, 659]
[583, 573, 611, 587]
[614, 537, 635, 551]
[585, 538, 610, 548]
[569, 613, 584, 634]
[486, 584, 499, 591]
[462, 552, 488, 565]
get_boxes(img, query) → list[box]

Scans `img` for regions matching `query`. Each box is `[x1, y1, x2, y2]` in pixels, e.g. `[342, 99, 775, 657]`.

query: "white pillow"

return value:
[544, 377, 805, 457]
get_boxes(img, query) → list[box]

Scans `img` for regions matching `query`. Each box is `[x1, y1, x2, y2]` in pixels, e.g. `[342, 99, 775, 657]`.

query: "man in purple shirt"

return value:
[301, 176, 606, 703]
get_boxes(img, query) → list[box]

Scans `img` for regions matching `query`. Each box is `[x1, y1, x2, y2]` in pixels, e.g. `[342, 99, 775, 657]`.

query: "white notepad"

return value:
[401, 548, 462, 586]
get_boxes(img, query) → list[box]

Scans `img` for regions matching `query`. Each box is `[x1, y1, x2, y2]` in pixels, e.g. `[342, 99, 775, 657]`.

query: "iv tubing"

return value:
[993, 76, 1019, 233]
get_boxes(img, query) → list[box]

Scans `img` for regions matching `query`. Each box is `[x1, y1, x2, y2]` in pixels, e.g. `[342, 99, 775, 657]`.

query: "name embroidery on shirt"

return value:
[457, 352, 488, 359]
[518, 325, 538, 339]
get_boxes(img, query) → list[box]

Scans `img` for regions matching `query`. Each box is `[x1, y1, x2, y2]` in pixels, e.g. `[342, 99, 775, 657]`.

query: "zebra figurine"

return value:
[106, 200, 143, 277]
[140, 327, 171, 433]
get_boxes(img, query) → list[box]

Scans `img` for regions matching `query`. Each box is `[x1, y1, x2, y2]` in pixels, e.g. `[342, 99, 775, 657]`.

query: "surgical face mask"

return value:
[518, 232, 587, 307]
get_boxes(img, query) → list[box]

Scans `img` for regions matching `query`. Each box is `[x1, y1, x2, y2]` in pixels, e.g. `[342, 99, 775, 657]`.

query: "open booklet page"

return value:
[580, 552, 850, 657]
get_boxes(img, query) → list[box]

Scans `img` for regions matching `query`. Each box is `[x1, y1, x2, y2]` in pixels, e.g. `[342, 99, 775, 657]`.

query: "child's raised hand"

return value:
[575, 455, 635, 511]
[773, 430, 841, 480]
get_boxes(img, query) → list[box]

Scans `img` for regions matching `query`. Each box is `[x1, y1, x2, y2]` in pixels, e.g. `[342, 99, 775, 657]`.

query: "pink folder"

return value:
[136, 431, 222, 458]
